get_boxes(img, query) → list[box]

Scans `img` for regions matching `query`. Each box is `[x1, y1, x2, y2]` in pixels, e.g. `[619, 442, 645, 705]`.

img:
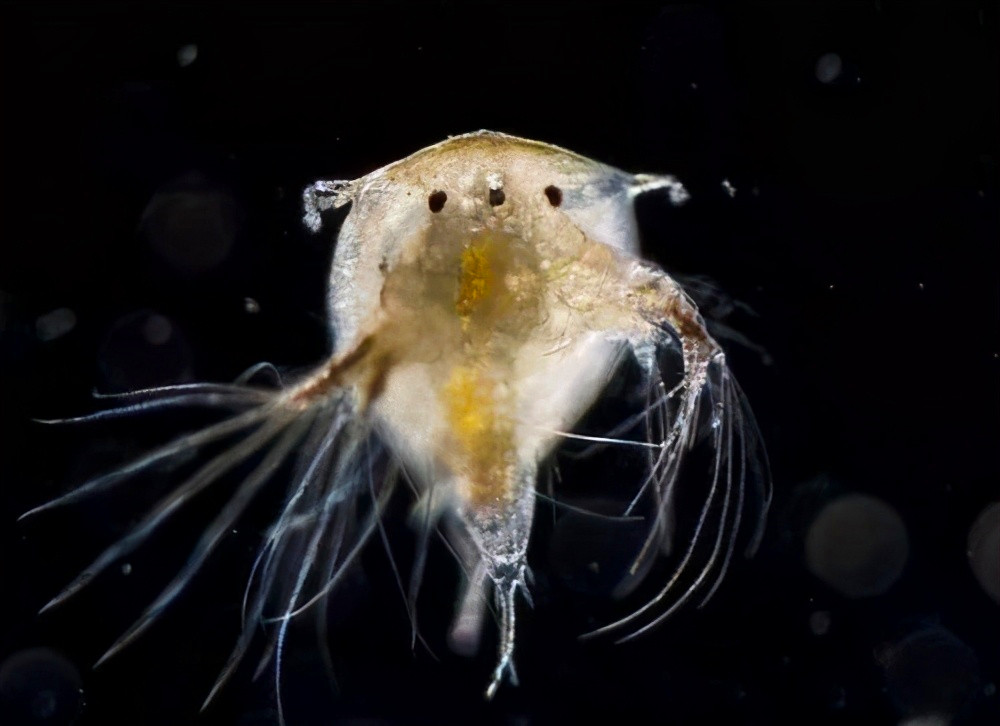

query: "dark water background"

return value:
[1, 2, 997, 725]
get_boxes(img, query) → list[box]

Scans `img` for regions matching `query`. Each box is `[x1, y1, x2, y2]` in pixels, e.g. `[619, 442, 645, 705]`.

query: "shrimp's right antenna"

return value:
[303, 180, 355, 232]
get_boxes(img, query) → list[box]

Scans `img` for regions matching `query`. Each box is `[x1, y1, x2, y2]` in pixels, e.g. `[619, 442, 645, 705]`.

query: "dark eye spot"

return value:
[544, 185, 562, 207]
[428, 190, 447, 212]
[488, 188, 505, 207]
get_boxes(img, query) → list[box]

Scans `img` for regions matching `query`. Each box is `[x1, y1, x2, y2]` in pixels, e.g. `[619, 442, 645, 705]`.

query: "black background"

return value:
[1, 2, 997, 725]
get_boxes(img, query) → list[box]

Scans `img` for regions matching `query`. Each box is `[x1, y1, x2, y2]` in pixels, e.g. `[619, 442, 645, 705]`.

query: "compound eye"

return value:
[544, 185, 562, 207]
[428, 190, 447, 212]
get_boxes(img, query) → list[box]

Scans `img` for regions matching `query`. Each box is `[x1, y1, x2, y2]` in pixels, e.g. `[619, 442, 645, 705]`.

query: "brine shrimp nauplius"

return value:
[22, 130, 772, 719]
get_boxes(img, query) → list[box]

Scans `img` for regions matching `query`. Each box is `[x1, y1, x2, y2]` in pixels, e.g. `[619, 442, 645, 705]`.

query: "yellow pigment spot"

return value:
[442, 365, 514, 506]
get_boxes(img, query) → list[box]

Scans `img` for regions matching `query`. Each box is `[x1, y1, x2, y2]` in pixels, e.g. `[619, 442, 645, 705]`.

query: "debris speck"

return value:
[35, 308, 77, 342]
[177, 44, 198, 68]
[815, 52, 842, 84]
[142, 314, 173, 345]
[809, 610, 831, 635]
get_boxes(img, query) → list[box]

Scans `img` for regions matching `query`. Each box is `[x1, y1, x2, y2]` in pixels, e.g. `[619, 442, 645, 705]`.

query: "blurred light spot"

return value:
[880, 627, 981, 722]
[722, 179, 736, 197]
[967, 502, 1000, 603]
[0, 288, 9, 331]
[0, 648, 82, 726]
[816, 52, 843, 84]
[34, 308, 77, 342]
[244, 297, 261, 314]
[177, 44, 198, 67]
[139, 172, 242, 276]
[121, 562, 132, 576]
[141, 313, 172, 345]
[99, 310, 192, 391]
[809, 610, 831, 635]
[899, 716, 949, 726]
[829, 684, 846, 709]
[805, 493, 909, 598]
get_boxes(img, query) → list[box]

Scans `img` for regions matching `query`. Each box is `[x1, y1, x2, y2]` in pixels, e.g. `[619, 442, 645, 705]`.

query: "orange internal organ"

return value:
[442, 364, 516, 507]
[456, 241, 494, 318]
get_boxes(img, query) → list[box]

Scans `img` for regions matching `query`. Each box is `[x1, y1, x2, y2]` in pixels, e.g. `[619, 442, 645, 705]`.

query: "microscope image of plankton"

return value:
[23, 131, 771, 716]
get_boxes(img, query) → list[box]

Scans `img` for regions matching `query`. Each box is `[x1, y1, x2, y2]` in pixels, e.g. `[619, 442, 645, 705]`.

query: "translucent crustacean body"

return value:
[24, 131, 771, 719]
